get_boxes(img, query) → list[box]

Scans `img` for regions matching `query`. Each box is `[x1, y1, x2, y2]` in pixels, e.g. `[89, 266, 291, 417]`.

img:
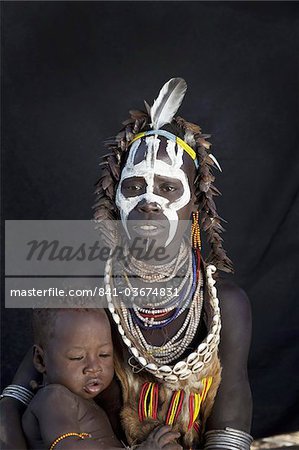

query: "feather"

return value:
[144, 100, 151, 115]
[208, 153, 222, 172]
[150, 78, 187, 129]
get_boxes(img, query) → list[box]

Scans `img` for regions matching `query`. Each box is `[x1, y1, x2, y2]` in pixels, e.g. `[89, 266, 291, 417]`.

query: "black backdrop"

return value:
[2, 1, 299, 439]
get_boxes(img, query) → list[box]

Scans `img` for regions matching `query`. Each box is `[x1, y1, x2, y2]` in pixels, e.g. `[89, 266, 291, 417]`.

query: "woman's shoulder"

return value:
[216, 279, 251, 325]
[216, 279, 252, 361]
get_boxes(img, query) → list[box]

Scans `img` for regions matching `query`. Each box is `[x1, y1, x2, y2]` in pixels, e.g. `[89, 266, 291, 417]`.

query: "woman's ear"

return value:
[33, 345, 46, 374]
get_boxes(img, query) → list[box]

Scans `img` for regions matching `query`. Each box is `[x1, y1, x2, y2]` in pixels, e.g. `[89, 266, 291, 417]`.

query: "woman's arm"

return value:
[0, 348, 40, 449]
[0, 397, 27, 449]
[205, 281, 253, 432]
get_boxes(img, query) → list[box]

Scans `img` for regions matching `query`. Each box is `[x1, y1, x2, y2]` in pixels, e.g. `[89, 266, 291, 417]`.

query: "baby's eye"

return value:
[68, 356, 84, 361]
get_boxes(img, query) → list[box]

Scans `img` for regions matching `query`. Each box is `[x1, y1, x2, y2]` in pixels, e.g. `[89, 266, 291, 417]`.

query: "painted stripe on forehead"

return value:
[127, 136, 186, 173]
[129, 130, 199, 168]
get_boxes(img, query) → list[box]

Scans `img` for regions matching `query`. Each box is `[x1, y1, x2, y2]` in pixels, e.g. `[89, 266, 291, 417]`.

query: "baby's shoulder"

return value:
[29, 384, 79, 416]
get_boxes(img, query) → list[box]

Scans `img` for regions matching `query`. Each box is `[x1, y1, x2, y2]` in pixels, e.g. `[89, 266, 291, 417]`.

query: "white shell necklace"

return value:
[105, 254, 221, 383]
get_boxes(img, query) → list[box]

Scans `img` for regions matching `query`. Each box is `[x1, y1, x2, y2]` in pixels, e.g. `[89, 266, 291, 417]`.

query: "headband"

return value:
[129, 130, 199, 169]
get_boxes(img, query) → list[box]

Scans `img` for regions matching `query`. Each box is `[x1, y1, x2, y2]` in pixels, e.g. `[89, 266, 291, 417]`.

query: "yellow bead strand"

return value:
[49, 432, 90, 450]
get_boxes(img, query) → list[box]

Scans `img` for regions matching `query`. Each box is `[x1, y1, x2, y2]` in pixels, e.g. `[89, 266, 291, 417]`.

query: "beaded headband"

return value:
[129, 130, 199, 169]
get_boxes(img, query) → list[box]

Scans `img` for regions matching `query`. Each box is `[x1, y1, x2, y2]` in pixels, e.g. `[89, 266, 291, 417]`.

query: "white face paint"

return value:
[116, 136, 191, 247]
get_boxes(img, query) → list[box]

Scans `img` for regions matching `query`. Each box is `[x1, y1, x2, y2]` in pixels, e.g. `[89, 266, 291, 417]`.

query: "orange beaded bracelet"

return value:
[49, 432, 91, 450]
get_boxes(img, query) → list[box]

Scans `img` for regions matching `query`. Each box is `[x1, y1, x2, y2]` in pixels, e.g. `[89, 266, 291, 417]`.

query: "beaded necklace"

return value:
[129, 252, 196, 329]
[120, 240, 189, 282]
[106, 252, 221, 383]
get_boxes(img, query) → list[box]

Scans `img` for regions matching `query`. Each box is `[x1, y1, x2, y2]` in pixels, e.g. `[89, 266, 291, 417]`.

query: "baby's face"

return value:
[43, 310, 114, 400]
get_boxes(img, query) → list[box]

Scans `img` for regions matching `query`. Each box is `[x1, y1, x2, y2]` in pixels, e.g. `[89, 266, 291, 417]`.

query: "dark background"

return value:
[2, 1, 299, 439]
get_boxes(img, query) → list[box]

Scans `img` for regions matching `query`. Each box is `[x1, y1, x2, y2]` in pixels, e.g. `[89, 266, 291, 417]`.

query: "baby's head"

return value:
[32, 308, 114, 399]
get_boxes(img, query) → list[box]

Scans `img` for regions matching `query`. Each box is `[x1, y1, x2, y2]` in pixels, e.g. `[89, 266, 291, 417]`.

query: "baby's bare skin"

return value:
[23, 384, 181, 450]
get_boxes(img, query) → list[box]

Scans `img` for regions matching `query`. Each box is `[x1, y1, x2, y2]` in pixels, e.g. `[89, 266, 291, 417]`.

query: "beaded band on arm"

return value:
[203, 427, 253, 449]
[0, 385, 34, 406]
[49, 432, 91, 450]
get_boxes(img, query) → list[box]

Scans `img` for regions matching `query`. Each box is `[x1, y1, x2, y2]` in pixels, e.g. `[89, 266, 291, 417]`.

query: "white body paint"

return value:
[116, 136, 191, 246]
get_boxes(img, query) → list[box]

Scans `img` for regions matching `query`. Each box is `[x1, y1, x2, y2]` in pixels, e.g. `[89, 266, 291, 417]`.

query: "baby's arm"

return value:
[26, 385, 181, 450]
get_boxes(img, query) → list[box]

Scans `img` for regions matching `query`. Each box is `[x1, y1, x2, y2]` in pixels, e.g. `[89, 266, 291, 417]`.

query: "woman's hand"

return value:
[138, 425, 182, 450]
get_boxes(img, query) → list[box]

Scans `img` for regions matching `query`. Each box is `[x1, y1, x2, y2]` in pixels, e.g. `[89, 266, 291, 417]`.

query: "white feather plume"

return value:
[150, 78, 187, 129]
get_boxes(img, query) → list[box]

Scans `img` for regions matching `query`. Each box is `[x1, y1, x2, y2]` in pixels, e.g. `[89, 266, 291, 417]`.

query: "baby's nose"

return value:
[84, 357, 102, 374]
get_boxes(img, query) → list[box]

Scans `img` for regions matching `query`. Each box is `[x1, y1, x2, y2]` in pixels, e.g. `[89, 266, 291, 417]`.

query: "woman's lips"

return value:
[132, 222, 165, 237]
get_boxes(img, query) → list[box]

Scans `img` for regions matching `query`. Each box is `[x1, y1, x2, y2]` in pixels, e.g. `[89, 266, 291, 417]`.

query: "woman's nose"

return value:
[137, 200, 161, 213]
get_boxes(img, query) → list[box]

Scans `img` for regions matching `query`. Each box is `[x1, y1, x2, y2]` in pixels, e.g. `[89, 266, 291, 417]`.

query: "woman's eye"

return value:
[125, 185, 142, 191]
[160, 184, 176, 192]
[99, 354, 111, 358]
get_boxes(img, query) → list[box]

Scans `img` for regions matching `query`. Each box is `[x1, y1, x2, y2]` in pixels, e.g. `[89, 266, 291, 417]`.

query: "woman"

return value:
[1, 78, 253, 449]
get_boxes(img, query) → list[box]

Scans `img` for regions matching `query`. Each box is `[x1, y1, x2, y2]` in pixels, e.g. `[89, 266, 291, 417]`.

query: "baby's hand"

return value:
[138, 425, 182, 450]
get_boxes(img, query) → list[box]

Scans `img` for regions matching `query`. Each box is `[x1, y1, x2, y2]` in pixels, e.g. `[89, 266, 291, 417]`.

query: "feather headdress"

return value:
[149, 78, 187, 129]
[94, 78, 233, 273]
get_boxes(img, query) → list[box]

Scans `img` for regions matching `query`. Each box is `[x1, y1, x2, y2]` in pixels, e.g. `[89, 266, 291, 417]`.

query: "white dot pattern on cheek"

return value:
[115, 137, 191, 246]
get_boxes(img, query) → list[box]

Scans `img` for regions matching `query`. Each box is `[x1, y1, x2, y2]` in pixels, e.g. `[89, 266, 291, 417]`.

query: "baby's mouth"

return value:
[83, 378, 102, 395]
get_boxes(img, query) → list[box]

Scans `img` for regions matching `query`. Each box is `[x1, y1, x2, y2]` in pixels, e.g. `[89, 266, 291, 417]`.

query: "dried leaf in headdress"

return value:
[107, 156, 120, 181]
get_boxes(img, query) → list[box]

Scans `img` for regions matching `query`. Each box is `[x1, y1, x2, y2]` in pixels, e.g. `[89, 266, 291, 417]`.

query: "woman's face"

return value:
[116, 136, 197, 253]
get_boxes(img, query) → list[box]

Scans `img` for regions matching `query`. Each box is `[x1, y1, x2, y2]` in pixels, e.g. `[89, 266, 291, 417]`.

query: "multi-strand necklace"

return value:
[129, 251, 196, 329]
[105, 246, 221, 383]
[120, 239, 190, 282]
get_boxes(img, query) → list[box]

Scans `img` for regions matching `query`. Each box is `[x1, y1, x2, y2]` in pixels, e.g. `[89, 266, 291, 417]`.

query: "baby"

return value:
[22, 308, 181, 450]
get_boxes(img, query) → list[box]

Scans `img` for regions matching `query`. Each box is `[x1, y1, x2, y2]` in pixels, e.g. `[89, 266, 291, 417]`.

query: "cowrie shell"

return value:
[159, 365, 172, 375]
[122, 336, 132, 347]
[192, 361, 204, 373]
[187, 352, 200, 366]
[207, 333, 214, 344]
[208, 278, 216, 287]
[203, 352, 212, 363]
[131, 347, 139, 358]
[138, 356, 147, 366]
[112, 313, 120, 324]
[146, 363, 158, 373]
[211, 286, 217, 298]
[213, 314, 220, 324]
[179, 369, 192, 380]
[197, 343, 208, 355]
[213, 298, 219, 307]
[108, 303, 115, 314]
[173, 361, 188, 375]
[165, 374, 179, 383]
[117, 324, 125, 336]
[211, 324, 218, 334]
